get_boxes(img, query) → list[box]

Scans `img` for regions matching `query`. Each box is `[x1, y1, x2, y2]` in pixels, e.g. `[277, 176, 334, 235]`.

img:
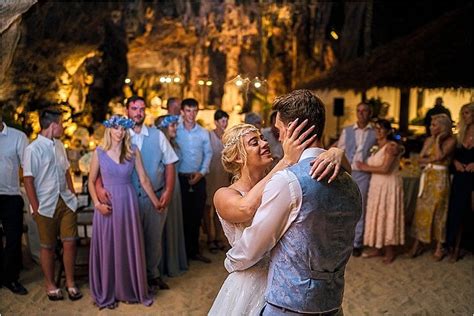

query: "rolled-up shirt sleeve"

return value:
[22, 146, 38, 177]
[224, 170, 302, 272]
[159, 130, 179, 165]
[199, 131, 213, 175]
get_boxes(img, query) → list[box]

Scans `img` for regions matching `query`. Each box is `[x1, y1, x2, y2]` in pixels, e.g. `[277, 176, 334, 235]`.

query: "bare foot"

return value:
[382, 255, 395, 264]
[362, 248, 382, 258]
[433, 248, 445, 262]
[408, 241, 423, 258]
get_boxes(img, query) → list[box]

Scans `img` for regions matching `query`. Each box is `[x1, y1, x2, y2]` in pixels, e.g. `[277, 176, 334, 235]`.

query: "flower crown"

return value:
[157, 115, 180, 128]
[223, 126, 259, 149]
[102, 115, 135, 129]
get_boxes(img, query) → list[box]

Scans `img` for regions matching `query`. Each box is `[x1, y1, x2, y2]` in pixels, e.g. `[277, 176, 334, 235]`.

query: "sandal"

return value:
[67, 286, 83, 301]
[207, 241, 219, 254]
[47, 288, 64, 301]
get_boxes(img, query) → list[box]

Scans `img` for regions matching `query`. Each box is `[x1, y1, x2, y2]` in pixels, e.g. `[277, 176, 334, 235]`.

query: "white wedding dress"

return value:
[208, 205, 269, 316]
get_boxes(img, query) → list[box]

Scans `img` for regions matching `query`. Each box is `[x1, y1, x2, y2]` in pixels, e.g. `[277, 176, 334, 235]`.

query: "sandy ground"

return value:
[0, 246, 472, 316]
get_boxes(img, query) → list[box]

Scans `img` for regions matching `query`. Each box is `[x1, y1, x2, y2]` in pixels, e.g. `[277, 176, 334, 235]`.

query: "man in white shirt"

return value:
[337, 102, 376, 256]
[225, 90, 361, 315]
[0, 111, 29, 295]
[23, 107, 82, 301]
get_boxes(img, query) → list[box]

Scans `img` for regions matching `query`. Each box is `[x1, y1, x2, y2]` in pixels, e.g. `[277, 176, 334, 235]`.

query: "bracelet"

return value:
[282, 159, 293, 168]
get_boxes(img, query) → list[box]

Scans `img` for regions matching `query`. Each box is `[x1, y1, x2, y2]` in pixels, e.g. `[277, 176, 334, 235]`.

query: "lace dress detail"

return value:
[208, 191, 268, 316]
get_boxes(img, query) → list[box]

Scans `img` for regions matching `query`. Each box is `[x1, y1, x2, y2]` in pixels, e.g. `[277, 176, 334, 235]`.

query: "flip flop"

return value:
[47, 288, 64, 301]
[67, 286, 83, 301]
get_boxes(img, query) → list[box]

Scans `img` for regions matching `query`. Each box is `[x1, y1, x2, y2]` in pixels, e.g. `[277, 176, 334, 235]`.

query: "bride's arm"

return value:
[215, 119, 345, 224]
[214, 119, 315, 224]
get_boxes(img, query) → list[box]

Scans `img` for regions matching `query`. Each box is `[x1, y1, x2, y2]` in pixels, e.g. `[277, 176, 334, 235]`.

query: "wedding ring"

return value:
[328, 162, 334, 168]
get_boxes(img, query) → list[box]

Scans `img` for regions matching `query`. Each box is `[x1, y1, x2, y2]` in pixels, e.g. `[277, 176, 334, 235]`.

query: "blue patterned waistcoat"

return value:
[132, 127, 166, 197]
[265, 156, 362, 313]
[343, 125, 376, 163]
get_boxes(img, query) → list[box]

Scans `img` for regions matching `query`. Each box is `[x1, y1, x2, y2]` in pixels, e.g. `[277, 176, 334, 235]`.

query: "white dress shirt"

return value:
[224, 148, 325, 273]
[0, 123, 28, 195]
[23, 135, 77, 217]
[338, 123, 373, 170]
[129, 124, 149, 150]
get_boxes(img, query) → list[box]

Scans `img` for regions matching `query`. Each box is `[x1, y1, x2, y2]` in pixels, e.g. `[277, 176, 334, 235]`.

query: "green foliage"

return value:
[366, 97, 390, 119]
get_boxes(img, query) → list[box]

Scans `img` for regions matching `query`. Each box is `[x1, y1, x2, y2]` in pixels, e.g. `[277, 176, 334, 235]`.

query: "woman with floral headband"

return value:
[156, 114, 188, 277]
[88, 116, 160, 309]
[209, 120, 350, 315]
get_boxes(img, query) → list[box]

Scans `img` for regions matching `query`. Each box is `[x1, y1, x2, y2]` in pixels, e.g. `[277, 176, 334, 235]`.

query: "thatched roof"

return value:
[298, 4, 473, 91]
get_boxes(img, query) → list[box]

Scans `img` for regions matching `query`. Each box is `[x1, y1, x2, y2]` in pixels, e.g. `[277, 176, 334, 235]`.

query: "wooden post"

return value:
[399, 88, 410, 136]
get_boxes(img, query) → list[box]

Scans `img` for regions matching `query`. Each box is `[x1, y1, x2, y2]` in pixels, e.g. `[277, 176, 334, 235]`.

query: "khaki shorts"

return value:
[34, 197, 78, 249]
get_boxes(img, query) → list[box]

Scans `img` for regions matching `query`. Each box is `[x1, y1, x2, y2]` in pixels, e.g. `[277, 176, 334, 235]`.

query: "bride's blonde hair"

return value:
[221, 123, 259, 181]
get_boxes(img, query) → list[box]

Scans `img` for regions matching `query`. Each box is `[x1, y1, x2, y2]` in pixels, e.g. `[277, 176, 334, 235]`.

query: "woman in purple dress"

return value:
[87, 116, 160, 309]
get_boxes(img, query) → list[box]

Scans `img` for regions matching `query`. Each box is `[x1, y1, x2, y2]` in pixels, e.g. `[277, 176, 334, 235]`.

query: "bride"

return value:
[209, 119, 350, 315]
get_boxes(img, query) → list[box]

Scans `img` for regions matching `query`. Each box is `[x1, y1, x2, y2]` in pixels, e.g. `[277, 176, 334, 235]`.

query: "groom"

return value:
[224, 90, 362, 315]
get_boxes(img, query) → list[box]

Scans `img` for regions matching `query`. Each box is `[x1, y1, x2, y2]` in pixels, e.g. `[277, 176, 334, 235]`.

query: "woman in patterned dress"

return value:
[410, 114, 456, 260]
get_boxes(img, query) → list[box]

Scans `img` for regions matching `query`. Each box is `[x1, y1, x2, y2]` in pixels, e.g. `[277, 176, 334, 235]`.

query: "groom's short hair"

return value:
[273, 89, 325, 141]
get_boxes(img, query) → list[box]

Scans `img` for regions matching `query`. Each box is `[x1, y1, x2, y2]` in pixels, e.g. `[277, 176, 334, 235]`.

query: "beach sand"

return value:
[1, 247, 472, 315]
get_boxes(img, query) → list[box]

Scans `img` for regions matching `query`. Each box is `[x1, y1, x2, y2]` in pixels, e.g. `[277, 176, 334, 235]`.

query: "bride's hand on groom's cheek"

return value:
[309, 148, 344, 183]
[282, 118, 318, 165]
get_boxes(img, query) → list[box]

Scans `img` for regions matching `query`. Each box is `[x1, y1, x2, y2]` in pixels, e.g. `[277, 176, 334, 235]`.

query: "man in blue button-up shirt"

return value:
[176, 98, 213, 263]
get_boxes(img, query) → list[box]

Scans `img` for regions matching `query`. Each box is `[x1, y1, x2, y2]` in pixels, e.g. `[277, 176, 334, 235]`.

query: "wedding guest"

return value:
[410, 114, 456, 260]
[0, 110, 29, 295]
[337, 102, 377, 256]
[356, 120, 405, 264]
[175, 98, 213, 263]
[23, 107, 82, 301]
[244, 112, 263, 130]
[446, 103, 474, 262]
[156, 114, 188, 276]
[88, 116, 157, 309]
[261, 110, 284, 169]
[96, 96, 178, 290]
[424, 97, 452, 136]
[204, 109, 231, 253]
[166, 97, 181, 116]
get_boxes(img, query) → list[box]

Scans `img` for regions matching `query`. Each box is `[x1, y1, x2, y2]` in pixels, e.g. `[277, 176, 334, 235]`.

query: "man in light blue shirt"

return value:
[175, 98, 213, 263]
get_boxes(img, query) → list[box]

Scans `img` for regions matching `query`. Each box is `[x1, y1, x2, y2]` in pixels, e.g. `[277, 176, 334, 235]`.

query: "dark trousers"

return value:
[0, 195, 24, 283]
[179, 175, 207, 258]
